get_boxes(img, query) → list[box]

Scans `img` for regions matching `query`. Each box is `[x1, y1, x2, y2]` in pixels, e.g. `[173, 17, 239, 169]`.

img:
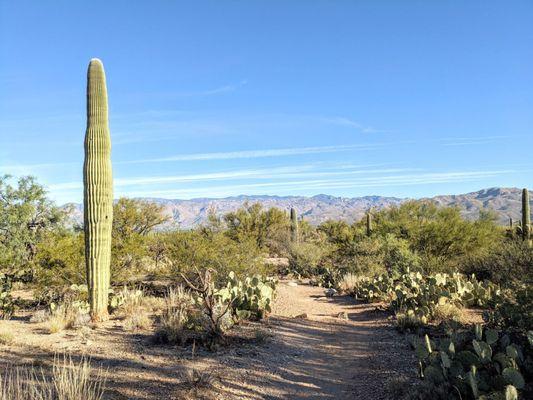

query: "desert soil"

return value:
[0, 281, 417, 399]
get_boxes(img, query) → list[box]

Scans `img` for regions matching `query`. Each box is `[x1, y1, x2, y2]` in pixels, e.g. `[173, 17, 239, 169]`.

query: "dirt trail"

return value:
[0, 281, 417, 399]
[213, 280, 418, 399]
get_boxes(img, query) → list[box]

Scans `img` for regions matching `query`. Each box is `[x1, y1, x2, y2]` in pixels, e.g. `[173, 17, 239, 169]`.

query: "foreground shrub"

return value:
[0, 356, 106, 400]
[181, 269, 234, 346]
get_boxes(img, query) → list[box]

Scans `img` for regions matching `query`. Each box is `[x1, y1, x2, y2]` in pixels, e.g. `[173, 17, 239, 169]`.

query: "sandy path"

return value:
[213, 281, 417, 399]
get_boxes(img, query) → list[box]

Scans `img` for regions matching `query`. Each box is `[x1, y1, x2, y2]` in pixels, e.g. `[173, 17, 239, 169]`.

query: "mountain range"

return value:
[65, 187, 527, 229]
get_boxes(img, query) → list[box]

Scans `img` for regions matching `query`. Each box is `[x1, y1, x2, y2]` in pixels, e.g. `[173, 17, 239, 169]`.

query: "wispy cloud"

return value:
[438, 136, 511, 146]
[48, 163, 396, 190]
[117, 143, 390, 165]
[115, 169, 514, 199]
[49, 166, 516, 202]
[139, 80, 249, 99]
[321, 116, 391, 133]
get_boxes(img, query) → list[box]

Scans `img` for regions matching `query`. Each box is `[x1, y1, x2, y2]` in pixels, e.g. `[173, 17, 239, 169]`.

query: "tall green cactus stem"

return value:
[290, 207, 299, 243]
[522, 188, 530, 244]
[366, 211, 372, 237]
[83, 58, 113, 321]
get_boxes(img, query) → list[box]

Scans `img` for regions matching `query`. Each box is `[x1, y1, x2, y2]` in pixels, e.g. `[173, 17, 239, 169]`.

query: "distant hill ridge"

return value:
[64, 187, 528, 229]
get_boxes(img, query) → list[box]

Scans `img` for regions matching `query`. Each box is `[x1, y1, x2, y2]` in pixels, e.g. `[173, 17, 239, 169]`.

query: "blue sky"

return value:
[1, 1, 532, 204]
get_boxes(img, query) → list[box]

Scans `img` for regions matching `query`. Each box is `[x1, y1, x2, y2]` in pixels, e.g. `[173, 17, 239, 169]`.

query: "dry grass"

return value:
[433, 303, 464, 324]
[123, 311, 152, 331]
[46, 303, 89, 334]
[395, 312, 424, 332]
[114, 287, 156, 331]
[338, 273, 364, 294]
[0, 331, 14, 346]
[154, 286, 195, 344]
[0, 356, 106, 400]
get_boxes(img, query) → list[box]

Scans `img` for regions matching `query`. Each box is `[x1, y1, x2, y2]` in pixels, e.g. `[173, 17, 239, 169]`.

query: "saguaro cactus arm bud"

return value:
[83, 58, 113, 321]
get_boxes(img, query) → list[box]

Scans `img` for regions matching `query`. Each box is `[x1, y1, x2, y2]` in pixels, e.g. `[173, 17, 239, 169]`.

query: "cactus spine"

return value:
[366, 210, 372, 237]
[83, 58, 113, 321]
[290, 207, 299, 243]
[522, 188, 530, 244]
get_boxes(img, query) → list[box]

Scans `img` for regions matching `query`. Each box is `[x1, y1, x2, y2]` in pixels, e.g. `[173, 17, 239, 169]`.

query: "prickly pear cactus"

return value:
[83, 58, 113, 321]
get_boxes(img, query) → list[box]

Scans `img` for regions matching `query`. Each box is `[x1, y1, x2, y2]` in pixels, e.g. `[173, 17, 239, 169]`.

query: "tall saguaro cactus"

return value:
[83, 58, 113, 321]
[366, 210, 372, 237]
[522, 188, 530, 244]
[290, 207, 299, 243]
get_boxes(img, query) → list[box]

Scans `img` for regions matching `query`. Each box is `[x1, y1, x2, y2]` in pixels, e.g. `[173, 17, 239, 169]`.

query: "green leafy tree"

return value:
[371, 201, 503, 273]
[111, 198, 170, 282]
[0, 175, 63, 277]
[223, 203, 291, 255]
[162, 230, 264, 282]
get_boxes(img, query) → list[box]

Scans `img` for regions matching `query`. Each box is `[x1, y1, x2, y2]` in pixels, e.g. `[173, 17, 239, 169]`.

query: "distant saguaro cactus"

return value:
[366, 211, 372, 237]
[522, 188, 530, 244]
[83, 58, 113, 321]
[290, 207, 299, 243]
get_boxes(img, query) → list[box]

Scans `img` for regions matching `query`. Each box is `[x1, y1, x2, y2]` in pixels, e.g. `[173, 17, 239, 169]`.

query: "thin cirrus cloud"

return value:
[116, 143, 392, 165]
[137, 80, 249, 99]
[114, 169, 516, 199]
[50, 167, 515, 201]
[48, 163, 395, 191]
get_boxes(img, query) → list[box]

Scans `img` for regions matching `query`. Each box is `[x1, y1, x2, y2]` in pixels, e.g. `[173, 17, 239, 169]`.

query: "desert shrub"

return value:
[111, 198, 170, 282]
[462, 240, 533, 288]
[371, 201, 504, 274]
[223, 203, 292, 256]
[163, 230, 265, 282]
[287, 241, 333, 277]
[0, 274, 15, 318]
[338, 273, 363, 294]
[381, 234, 421, 276]
[33, 232, 85, 295]
[0, 175, 64, 278]
[181, 269, 234, 346]
[0, 355, 106, 400]
[317, 220, 356, 245]
[331, 236, 386, 277]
